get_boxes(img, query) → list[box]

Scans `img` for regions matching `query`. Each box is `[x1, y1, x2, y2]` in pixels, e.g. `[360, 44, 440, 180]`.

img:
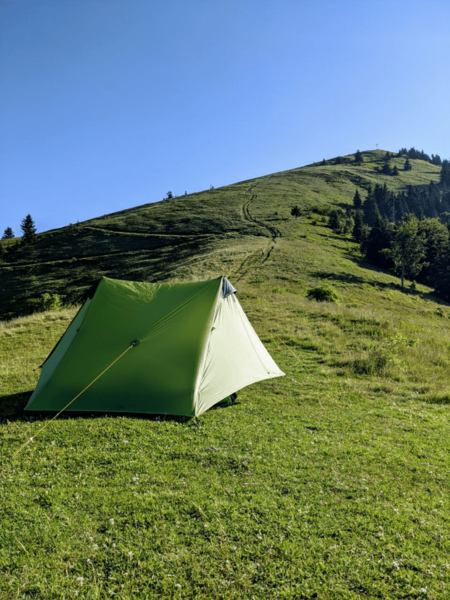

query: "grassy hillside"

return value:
[0, 150, 441, 319]
[2, 150, 450, 598]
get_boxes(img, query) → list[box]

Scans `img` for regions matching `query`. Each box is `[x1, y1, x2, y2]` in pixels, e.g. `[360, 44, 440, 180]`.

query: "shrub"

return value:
[352, 333, 418, 377]
[26, 293, 65, 314]
[306, 285, 339, 303]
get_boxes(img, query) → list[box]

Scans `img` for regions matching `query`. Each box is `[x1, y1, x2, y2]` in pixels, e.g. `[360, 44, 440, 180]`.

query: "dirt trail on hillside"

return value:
[234, 179, 281, 282]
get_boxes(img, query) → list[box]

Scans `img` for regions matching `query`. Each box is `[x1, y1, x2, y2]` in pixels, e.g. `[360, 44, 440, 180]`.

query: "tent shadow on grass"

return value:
[0, 390, 238, 424]
[0, 391, 32, 422]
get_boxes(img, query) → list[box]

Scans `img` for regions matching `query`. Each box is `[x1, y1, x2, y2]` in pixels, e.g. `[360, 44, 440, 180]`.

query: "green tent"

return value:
[25, 276, 284, 417]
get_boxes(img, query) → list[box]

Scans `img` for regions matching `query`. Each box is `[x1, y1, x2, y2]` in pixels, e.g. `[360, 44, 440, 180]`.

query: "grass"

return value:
[2, 150, 450, 598]
[0, 150, 441, 318]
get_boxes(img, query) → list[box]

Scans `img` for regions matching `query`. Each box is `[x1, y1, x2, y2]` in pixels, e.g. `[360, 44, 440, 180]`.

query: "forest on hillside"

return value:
[327, 149, 450, 299]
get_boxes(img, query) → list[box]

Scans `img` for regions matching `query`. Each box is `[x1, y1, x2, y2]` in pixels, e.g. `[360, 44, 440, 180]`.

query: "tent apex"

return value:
[221, 277, 237, 298]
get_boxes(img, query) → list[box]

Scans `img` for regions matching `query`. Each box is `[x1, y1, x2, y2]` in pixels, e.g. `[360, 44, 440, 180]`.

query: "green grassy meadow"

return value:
[2, 151, 450, 598]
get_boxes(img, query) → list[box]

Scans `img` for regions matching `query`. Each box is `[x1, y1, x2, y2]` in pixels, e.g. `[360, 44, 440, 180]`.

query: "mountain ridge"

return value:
[0, 150, 443, 319]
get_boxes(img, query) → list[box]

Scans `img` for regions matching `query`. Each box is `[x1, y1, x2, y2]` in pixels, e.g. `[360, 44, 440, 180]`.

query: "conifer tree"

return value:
[354, 150, 363, 164]
[418, 218, 449, 284]
[440, 160, 450, 187]
[363, 189, 379, 227]
[384, 214, 426, 290]
[352, 210, 366, 242]
[404, 158, 412, 171]
[2, 227, 14, 239]
[353, 189, 362, 209]
[361, 211, 394, 270]
[20, 214, 37, 244]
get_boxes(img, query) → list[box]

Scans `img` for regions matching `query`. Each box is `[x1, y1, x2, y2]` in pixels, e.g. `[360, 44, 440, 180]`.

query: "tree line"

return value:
[397, 147, 443, 166]
[326, 159, 450, 299]
[0, 215, 37, 260]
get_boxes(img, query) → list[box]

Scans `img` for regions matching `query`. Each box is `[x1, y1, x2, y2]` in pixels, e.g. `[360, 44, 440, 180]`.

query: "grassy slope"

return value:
[2, 151, 450, 598]
[0, 150, 440, 318]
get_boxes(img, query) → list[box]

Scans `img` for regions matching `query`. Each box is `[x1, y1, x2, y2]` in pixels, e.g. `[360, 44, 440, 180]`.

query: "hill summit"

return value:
[0, 149, 443, 319]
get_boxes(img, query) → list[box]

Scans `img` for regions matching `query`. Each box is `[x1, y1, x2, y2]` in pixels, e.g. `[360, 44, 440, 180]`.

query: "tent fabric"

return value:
[221, 277, 237, 298]
[25, 276, 284, 417]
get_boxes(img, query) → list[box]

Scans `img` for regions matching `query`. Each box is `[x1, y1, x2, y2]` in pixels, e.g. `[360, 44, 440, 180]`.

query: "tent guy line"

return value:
[11, 342, 136, 459]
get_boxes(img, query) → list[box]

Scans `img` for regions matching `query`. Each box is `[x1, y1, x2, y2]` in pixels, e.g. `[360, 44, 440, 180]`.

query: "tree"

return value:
[354, 150, 363, 164]
[383, 214, 427, 290]
[328, 208, 346, 233]
[363, 189, 379, 227]
[361, 211, 394, 270]
[381, 162, 392, 175]
[353, 189, 362, 209]
[441, 160, 450, 187]
[392, 165, 399, 176]
[166, 191, 173, 199]
[352, 210, 366, 243]
[418, 218, 449, 284]
[20, 214, 37, 244]
[404, 158, 412, 171]
[291, 206, 303, 219]
[2, 227, 14, 239]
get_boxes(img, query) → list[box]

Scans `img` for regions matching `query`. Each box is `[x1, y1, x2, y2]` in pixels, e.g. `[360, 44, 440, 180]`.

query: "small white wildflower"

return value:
[89, 536, 93, 542]
[86, 558, 91, 564]
[76, 577, 84, 586]
[127, 551, 133, 558]
[133, 475, 139, 482]
[420, 588, 427, 593]
[392, 560, 400, 569]
[123, 440, 129, 444]
[175, 583, 182, 588]
[112, 543, 116, 548]
[393, 508, 399, 513]
[109, 518, 115, 525]
[93, 544, 98, 550]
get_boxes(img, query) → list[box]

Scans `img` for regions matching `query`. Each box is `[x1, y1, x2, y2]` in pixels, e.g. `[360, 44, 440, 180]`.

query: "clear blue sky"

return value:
[1, 0, 449, 234]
